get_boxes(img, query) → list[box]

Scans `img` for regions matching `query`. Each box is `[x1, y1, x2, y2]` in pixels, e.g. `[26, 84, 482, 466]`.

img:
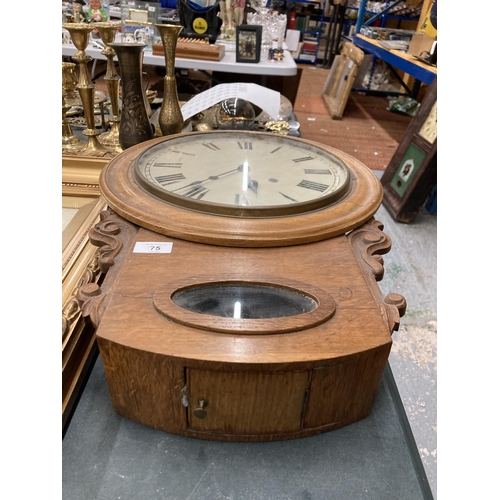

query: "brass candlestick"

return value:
[155, 24, 184, 136]
[62, 23, 111, 155]
[62, 62, 78, 100]
[96, 22, 122, 153]
[61, 62, 82, 149]
[62, 94, 82, 149]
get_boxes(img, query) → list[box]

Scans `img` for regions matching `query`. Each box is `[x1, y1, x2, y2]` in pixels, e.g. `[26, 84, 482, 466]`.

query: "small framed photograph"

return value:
[236, 25, 262, 63]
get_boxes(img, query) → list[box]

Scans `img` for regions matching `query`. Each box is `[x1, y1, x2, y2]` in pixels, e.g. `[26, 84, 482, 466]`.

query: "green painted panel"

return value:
[390, 143, 426, 197]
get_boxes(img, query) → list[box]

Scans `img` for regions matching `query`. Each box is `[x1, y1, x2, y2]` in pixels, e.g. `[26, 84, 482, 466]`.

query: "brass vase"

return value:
[155, 24, 184, 136]
[62, 23, 110, 155]
[96, 22, 122, 153]
[110, 42, 155, 150]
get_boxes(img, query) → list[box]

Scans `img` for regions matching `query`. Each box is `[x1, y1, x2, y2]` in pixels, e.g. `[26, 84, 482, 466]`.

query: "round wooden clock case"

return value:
[78, 131, 406, 442]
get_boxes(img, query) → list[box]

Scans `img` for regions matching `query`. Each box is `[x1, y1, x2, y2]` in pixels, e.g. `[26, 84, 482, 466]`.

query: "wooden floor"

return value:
[294, 63, 412, 171]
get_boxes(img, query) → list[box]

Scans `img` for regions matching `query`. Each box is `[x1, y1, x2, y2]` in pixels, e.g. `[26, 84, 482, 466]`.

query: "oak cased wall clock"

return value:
[380, 78, 437, 223]
[77, 130, 406, 442]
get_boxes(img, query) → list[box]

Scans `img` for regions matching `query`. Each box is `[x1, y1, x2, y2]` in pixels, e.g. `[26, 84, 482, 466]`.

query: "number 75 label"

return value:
[133, 242, 173, 254]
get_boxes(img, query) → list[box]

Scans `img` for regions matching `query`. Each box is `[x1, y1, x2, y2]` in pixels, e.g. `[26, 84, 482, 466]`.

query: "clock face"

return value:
[418, 100, 437, 144]
[133, 131, 351, 217]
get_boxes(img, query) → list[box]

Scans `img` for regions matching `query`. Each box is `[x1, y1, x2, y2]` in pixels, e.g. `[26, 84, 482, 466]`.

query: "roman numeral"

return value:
[154, 162, 182, 168]
[155, 173, 186, 185]
[185, 186, 209, 199]
[304, 168, 332, 175]
[293, 156, 314, 163]
[270, 146, 282, 154]
[237, 141, 252, 150]
[297, 180, 329, 192]
[203, 143, 220, 151]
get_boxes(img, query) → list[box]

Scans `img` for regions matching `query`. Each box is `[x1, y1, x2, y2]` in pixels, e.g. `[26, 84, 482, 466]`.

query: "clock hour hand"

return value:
[210, 164, 246, 180]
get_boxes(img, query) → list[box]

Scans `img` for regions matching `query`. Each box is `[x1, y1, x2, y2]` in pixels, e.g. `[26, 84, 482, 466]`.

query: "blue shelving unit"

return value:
[354, 0, 407, 34]
[345, 0, 435, 98]
[285, 0, 325, 65]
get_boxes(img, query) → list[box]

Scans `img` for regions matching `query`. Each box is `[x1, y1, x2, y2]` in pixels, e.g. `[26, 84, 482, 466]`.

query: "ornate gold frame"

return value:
[62, 154, 109, 197]
[62, 196, 107, 432]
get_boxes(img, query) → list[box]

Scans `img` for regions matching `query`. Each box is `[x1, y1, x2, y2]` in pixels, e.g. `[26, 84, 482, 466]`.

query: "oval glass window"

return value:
[171, 284, 318, 319]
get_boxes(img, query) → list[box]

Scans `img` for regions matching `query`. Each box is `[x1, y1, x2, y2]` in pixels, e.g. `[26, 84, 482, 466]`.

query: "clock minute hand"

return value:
[171, 180, 203, 192]
[171, 165, 246, 193]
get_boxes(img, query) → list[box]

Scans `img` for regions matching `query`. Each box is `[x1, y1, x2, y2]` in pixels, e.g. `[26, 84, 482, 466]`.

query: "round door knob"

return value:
[193, 399, 207, 419]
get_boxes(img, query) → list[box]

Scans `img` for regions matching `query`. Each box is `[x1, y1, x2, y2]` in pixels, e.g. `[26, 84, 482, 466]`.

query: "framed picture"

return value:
[236, 25, 262, 63]
[322, 41, 364, 119]
[62, 195, 106, 433]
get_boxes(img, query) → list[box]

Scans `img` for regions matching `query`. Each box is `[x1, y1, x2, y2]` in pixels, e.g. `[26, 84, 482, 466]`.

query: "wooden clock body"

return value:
[78, 132, 406, 442]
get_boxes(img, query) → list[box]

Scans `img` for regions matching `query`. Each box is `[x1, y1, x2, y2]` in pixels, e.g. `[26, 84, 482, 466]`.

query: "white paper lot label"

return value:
[133, 242, 173, 254]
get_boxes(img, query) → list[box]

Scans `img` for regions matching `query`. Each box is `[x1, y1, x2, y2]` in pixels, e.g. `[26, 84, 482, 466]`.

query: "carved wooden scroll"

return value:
[348, 218, 407, 333]
[76, 208, 139, 329]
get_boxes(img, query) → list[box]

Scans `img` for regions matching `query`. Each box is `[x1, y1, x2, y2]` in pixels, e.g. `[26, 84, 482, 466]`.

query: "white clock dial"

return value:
[133, 131, 351, 217]
[418, 100, 437, 144]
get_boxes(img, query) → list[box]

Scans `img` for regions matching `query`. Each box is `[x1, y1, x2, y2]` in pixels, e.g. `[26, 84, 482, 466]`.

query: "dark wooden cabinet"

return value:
[380, 79, 437, 223]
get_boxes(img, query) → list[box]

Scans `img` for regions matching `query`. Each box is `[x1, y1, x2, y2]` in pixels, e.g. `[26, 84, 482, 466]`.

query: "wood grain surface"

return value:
[87, 134, 402, 441]
[152, 40, 225, 61]
[95, 225, 395, 441]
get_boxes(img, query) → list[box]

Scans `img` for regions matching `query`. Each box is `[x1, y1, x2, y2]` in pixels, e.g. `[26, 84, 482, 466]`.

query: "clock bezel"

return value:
[132, 131, 352, 218]
[99, 131, 384, 247]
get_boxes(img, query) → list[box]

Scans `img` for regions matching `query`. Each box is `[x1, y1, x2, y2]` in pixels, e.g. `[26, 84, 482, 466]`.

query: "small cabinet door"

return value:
[187, 368, 310, 436]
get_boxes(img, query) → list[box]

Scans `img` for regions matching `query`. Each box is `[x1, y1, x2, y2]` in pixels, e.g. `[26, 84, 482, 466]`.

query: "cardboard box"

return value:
[408, 34, 437, 58]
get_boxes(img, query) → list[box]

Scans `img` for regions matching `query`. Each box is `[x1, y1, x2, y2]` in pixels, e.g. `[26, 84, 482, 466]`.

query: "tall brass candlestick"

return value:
[155, 24, 184, 136]
[62, 23, 111, 155]
[62, 62, 82, 149]
[62, 94, 82, 149]
[96, 22, 122, 153]
[62, 62, 78, 100]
